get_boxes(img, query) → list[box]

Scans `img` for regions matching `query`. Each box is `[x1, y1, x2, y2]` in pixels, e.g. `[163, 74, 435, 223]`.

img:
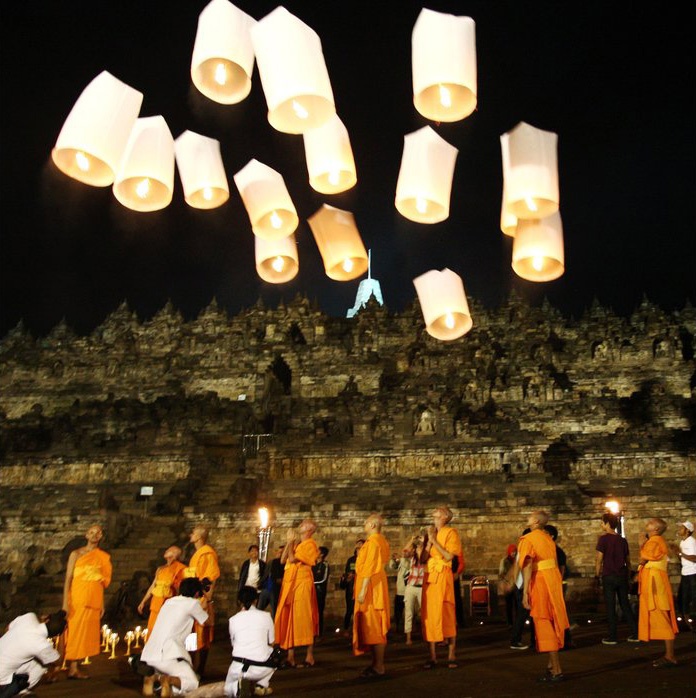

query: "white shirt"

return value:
[229, 606, 274, 663]
[0, 613, 59, 684]
[141, 596, 208, 664]
[680, 535, 696, 575]
[246, 560, 261, 590]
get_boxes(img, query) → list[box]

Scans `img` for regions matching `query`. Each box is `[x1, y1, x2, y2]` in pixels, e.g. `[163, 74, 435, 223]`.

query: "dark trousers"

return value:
[343, 586, 355, 630]
[454, 578, 464, 626]
[394, 594, 404, 632]
[504, 590, 516, 626]
[316, 589, 327, 636]
[678, 573, 696, 619]
[511, 586, 535, 645]
[603, 573, 637, 640]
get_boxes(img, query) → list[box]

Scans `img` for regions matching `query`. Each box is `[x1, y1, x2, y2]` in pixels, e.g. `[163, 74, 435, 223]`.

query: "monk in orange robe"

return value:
[518, 510, 569, 682]
[421, 505, 462, 669]
[274, 519, 319, 667]
[138, 545, 186, 638]
[184, 525, 220, 677]
[353, 513, 390, 678]
[62, 524, 112, 679]
[638, 517, 679, 667]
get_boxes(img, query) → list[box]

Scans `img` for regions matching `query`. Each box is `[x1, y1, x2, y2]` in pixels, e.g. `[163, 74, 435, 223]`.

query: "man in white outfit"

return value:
[0, 611, 66, 697]
[225, 586, 276, 698]
[141, 578, 208, 697]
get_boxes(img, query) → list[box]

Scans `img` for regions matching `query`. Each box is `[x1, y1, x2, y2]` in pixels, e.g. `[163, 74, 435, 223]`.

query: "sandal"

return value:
[359, 666, 385, 678]
[652, 657, 677, 668]
[447, 661, 458, 669]
[423, 660, 438, 669]
[298, 661, 315, 668]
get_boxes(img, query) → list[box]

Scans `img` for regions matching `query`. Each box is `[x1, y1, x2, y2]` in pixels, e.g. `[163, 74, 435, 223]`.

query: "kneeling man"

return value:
[141, 578, 208, 697]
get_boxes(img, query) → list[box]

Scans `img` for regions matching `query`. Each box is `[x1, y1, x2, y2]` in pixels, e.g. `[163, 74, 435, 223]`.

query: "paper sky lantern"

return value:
[501, 121, 559, 220]
[255, 234, 299, 284]
[234, 159, 298, 240]
[51, 71, 143, 187]
[412, 8, 477, 123]
[413, 268, 473, 341]
[174, 130, 229, 209]
[191, 0, 256, 105]
[512, 211, 565, 282]
[113, 116, 174, 212]
[303, 114, 357, 194]
[395, 126, 458, 224]
[250, 6, 335, 134]
[308, 204, 368, 281]
[500, 186, 517, 237]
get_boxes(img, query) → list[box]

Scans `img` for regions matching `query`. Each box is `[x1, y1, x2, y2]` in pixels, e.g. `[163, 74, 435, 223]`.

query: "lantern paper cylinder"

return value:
[395, 126, 458, 224]
[308, 204, 368, 281]
[113, 116, 174, 212]
[52, 71, 143, 187]
[413, 268, 473, 341]
[234, 159, 299, 240]
[511, 211, 565, 282]
[174, 130, 229, 209]
[191, 0, 256, 105]
[250, 6, 335, 134]
[500, 186, 517, 237]
[303, 114, 357, 194]
[412, 9, 477, 123]
[255, 234, 299, 283]
[501, 121, 559, 220]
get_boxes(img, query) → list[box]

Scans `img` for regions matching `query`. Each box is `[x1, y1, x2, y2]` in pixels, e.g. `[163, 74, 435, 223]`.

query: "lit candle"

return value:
[108, 633, 119, 660]
[134, 626, 142, 648]
[125, 630, 135, 656]
[141, 628, 149, 644]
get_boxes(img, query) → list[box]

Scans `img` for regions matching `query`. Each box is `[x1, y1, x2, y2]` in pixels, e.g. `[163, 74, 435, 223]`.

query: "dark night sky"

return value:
[1, 1, 694, 338]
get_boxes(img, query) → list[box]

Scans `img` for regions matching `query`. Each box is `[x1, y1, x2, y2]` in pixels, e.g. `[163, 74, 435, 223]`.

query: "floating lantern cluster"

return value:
[50, 2, 566, 343]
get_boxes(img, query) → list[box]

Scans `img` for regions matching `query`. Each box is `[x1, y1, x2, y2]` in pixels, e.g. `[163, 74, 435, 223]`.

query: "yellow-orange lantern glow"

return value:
[303, 114, 357, 194]
[51, 71, 143, 187]
[412, 8, 477, 123]
[113, 116, 174, 212]
[255, 234, 299, 284]
[512, 211, 565, 282]
[413, 268, 473, 341]
[174, 130, 229, 209]
[234, 159, 299, 240]
[250, 6, 335, 134]
[308, 204, 368, 281]
[395, 126, 458, 224]
[501, 121, 559, 220]
[500, 187, 517, 237]
[191, 0, 256, 105]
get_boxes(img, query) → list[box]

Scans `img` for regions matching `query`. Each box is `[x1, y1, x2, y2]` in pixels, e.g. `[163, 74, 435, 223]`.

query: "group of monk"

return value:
[53, 507, 681, 691]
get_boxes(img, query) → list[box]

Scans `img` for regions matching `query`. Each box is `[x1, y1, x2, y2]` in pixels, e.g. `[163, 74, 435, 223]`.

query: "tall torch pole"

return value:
[258, 507, 272, 562]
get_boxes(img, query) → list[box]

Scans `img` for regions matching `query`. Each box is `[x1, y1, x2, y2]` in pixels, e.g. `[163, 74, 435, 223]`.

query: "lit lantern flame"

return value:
[605, 500, 620, 514]
[214, 63, 227, 85]
[258, 507, 269, 529]
[439, 84, 452, 108]
[416, 197, 428, 214]
[76, 151, 90, 172]
[270, 211, 283, 229]
[292, 99, 309, 120]
[524, 195, 538, 213]
[531, 256, 544, 272]
[342, 258, 354, 274]
[328, 169, 340, 186]
[444, 312, 455, 329]
[135, 178, 151, 199]
[203, 187, 213, 201]
[271, 255, 284, 273]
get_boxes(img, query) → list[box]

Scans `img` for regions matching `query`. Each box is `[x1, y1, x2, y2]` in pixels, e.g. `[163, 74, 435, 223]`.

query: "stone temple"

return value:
[0, 291, 694, 627]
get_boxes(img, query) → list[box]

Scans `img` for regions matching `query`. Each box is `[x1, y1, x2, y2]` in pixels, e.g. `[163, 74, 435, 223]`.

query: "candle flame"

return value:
[258, 507, 269, 529]
[342, 258, 354, 273]
[214, 63, 227, 86]
[524, 195, 538, 213]
[292, 99, 309, 120]
[271, 256, 284, 273]
[415, 197, 428, 215]
[444, 312, 455, 329]
[270, 211, 282, 229]
[605, 500, 620, 514]
[75, 151, 90, 172]
[439, 84, 452, 108]
[531, 255, 544, 272]
[135, 178, 151, 199]
[328, 169, 340, 186]
[202, 187, 213, 201]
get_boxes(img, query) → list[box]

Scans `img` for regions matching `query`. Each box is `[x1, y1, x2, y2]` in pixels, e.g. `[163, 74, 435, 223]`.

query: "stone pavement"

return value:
[32, 619, 695, 698]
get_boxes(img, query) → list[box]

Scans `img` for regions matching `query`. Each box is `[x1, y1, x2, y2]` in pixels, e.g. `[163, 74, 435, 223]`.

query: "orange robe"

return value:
[638, 535, 678, 641]
[274, 538, 319, 649]
[422, 526, 461, 642]
[352, 532, 390, 655]
[518, 529, 569, 652]
[65, 548, 112, 660]
[185, 544, 220, 649]
[145, 560, 186, 638]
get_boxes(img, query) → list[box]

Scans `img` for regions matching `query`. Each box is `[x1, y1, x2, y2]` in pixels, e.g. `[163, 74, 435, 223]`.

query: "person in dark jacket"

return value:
[238, 545, 267, 594]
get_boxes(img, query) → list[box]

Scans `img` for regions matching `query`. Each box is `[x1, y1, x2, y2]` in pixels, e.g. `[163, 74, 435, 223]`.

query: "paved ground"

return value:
[31, 618, 695, 697]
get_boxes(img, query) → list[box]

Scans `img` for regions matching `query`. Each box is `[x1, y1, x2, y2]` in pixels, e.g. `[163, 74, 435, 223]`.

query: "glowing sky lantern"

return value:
[512, 211, 565, 282]
[51, 71, 143, 187]
[113, 116, 174, 212]
[308, 204, 368, 281]
[234, 159, 299, 240]
[174, 130, 229, 209]
[395, 126, 458, 224]
[250, 6, 335, 134]
[255, 234, 299, 284]
[501, 121, 559, 220]
[412, 8, 477, 122]
[413, 268, 473, 341]
[303, 114, 357, 194]
[191, 0, 256, 105]
[500, 185, 517, 237]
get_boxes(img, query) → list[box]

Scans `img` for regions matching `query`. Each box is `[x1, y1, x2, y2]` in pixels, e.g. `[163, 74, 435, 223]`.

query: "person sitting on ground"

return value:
[139, 577, 209, 697]
[224, 586, 276, 698]
[0, 610, 66, 697]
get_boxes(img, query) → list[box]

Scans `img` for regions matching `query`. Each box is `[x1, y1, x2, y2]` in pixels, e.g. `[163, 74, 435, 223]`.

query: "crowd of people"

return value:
[0, 510, 692, 697]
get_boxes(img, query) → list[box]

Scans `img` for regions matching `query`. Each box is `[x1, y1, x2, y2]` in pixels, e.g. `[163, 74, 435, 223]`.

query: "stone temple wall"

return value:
[0, 292, 694, 626]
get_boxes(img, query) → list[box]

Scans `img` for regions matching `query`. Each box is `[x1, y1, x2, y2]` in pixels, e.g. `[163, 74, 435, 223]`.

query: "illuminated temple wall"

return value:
[0, 293, 694, 625]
